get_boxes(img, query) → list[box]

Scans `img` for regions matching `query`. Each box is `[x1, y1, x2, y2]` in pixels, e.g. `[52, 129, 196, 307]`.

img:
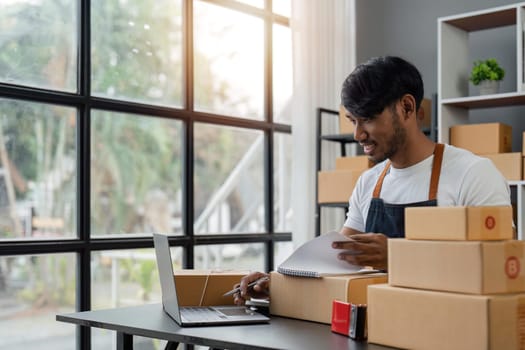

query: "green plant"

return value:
[469, 58, 505, 85]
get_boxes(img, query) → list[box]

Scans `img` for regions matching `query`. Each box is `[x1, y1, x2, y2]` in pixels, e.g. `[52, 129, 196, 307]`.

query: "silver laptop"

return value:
[153, 233, 270, 326]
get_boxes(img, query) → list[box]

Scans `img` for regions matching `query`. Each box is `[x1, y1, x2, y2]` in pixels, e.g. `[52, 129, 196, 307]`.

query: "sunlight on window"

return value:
[194, 1, 264, 120]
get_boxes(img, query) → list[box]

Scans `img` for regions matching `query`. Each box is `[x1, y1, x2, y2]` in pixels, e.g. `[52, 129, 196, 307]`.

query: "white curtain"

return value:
[290, 0, 356, 247]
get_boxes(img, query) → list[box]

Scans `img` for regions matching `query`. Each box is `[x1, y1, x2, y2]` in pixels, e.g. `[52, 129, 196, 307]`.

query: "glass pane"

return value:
[91, 0, 183, 107]
[194, 1, 264, 119]
[0, 98, 76, 240]
[274, 241, 293, 267]
[91, 248, 181, 349]
[0, 1, 77, 91]
[273, 0, 291, 17]
[0, 254, 76, 350]
[273, 24, 292, 123]
[234, 0, 264, 8]
[194, 124, 264, 234]
[273, 133, 292, 231]
[195, 243, 265, 270]
[91, 111, 183, 237]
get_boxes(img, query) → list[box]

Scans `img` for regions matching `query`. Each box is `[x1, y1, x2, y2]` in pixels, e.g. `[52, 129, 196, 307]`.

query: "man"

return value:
[233, 56, 511, 305]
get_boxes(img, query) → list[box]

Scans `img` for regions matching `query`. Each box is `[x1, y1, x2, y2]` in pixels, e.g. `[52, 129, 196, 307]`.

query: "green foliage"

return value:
[469, 58, 505, 85]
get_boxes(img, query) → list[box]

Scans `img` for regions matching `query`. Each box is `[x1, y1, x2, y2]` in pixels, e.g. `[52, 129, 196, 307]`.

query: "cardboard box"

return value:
[388, 239, 525, 294]
[405, 206, 514, 240]
[269, 271, 387, 324]
[368, 284, 525, 350]
[317, 170, 363, 203]
[482, 152, 522, 181]
[339, 105, 354, 134]
[450, 122, 512, 154]
[173, 270, 248, 306]
[335, 156, 374, 171]
[417, 98, 432, 129]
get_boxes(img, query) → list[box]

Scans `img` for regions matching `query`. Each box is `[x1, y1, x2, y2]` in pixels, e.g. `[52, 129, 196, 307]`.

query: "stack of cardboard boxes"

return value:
[450, 122, 522, 180]
[367, 205, 525, 349]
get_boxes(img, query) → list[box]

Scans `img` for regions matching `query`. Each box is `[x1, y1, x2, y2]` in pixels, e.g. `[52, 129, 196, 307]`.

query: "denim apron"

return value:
[364, 143, 445, 238]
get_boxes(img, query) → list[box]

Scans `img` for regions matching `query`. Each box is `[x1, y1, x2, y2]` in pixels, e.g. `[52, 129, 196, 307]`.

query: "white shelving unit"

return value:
[438, 3, 525, 239]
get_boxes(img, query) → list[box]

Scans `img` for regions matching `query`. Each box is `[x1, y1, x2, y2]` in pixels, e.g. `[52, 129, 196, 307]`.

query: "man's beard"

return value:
[371, 109, 407, 163]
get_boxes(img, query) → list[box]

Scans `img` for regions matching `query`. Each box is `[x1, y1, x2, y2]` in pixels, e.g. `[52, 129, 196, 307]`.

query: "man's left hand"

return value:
[332, 233, 388, 270]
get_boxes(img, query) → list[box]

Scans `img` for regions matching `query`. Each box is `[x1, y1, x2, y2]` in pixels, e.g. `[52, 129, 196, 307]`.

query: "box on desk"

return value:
[482, 152, 522, 181]
[388, 239, 525, 294]
[173, 270, 247, 306]
[269, 271, 387, 324]
[368, 284, 525, 350]
[317, 170, 363, 203]
[450, 122, 512, 154]
[404, 205, 513, 240]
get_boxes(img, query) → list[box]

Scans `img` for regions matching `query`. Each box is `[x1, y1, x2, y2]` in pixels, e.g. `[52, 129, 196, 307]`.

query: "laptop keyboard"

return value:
[181, 307, 227, 322]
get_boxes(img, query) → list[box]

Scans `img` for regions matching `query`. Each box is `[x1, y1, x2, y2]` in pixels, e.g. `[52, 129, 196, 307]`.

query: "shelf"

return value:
[318, 202, 348, 208]
[442, 6, 516, 31]
[320, 133, 356, 143]
[441, 92, 525, 109]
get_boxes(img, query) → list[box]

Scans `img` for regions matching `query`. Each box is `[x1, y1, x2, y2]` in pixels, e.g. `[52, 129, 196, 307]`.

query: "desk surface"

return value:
[57, 303, 393, 350]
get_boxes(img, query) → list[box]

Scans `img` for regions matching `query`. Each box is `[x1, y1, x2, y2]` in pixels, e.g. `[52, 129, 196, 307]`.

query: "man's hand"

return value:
[332, 233, 388, 270]
[232, 271, 270, 306]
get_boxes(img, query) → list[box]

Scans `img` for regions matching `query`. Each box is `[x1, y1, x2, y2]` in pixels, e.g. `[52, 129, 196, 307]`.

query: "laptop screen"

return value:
[153, 233, 182, 324]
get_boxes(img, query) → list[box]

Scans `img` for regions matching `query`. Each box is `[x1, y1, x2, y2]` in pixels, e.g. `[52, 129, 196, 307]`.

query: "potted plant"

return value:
[469, 58, 505, 95]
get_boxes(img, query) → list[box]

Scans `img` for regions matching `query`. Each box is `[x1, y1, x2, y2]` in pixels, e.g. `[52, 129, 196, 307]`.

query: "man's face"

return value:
[346, 102, 407, 164]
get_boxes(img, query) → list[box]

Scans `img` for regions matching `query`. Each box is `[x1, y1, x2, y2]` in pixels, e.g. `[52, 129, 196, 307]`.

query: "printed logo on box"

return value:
[485, 216, 496, 230]
[505, 256, 521, 279]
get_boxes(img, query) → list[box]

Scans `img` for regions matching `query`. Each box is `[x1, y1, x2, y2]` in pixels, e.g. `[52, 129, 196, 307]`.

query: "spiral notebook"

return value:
[277, 231, 376, 277]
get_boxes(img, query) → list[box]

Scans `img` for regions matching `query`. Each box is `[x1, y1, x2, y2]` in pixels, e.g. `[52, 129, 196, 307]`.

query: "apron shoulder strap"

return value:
[372, 161, 391, 198]
[428, 143, 445, 201]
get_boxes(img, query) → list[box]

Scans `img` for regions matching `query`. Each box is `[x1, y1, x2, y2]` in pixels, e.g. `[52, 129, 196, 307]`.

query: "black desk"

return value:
[56, 303, 393, 349]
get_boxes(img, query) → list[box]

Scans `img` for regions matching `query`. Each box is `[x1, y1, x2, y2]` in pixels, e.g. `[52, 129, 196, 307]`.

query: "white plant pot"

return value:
[478, 80, 500, 95]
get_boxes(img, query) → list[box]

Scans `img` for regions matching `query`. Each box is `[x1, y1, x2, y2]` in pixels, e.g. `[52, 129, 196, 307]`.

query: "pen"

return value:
[222, 276, 270, 297]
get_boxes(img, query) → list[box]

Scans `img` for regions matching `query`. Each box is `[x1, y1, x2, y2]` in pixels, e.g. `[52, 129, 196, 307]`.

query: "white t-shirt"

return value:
[344, 144, 512, 232]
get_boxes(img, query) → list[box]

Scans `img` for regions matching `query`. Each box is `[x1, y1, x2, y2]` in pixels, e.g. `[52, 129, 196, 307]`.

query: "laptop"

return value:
[152, 233, 270, 326]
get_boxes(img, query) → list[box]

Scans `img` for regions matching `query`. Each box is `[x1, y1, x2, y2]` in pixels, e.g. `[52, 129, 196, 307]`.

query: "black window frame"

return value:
[0, 0, 292, 349]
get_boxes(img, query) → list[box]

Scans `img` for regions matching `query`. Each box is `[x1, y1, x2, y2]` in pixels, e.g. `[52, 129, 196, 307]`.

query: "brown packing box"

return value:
[269, 271, 387, 324]
[450, 122, 512, 154]
[482, 152, 522, 181]
[404, 205, 513, 240]
[417, 97, 432, 129]
[173, 270, 248, 306]
[317, 170, 363, 203]
[388, 239, 525, 294]
[338, 105, 354, 134]
[368, 284, 525, 350]
[335, 156, 374, 171]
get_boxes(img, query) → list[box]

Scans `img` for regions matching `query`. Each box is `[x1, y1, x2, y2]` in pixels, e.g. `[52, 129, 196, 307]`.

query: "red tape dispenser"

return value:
[331, 300, 367, 340]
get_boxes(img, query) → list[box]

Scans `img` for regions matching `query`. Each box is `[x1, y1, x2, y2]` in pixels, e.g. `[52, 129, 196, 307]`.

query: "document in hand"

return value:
[277, 231, 374, 277]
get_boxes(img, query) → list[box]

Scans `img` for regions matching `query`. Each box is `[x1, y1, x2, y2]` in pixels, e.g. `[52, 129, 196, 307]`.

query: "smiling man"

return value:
[334, 56, 511, 270]
[232, 56, 512, 306]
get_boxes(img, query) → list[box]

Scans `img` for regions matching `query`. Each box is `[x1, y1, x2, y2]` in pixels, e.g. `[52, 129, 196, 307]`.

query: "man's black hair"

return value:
[341, 56, 424, 118]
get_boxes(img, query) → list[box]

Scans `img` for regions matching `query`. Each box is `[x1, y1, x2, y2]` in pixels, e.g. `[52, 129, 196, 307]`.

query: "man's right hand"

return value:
[232, 271, 270, 306]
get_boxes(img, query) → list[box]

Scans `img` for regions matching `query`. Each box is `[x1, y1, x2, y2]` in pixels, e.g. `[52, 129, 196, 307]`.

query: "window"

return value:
[0, 0, 292, 349]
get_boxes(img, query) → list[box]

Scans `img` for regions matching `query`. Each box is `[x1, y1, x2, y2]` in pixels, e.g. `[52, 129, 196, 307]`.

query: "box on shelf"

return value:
[417, 98, 432, 129]
[173, 270, 248, 306]
[368, 284, 525, 350]
[338, 105, 354, 135]
[317, 170, 363, 203]
[404, 205, 513, 240]
[388, 239, 525, 294]
[482, 153, 522, 181]
[335, 156, 374, 171]
[450, 122, 512, 154]
[269, 271, 387, 324]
